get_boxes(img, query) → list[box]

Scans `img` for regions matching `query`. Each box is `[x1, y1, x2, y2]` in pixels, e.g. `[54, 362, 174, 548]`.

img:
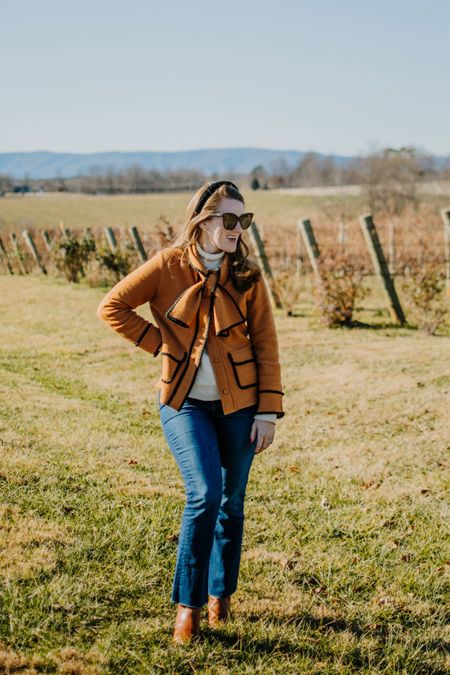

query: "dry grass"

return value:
[0, 190, 334, 232]
[0, 274, 449, 673]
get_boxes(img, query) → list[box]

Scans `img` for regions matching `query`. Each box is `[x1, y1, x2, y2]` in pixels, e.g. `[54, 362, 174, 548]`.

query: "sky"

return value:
[1, 0, 449, 157]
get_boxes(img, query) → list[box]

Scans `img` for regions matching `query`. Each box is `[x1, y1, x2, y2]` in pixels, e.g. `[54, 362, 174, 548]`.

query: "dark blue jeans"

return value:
[158, 391, 258, 608]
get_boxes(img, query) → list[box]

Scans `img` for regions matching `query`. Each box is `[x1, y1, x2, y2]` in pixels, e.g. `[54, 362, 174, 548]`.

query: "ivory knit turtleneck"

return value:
[189, 241, 276, 425]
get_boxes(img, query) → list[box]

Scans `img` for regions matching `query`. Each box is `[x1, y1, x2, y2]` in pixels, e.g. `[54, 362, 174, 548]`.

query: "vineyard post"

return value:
[22, 230, 47, 275]
[119, 226, 130, 249]
[299, 219, 322, 277]
[249, 221, 283, 308]
[129, 226, 148, 262]
[338, 221, 346, 249]
[296, 221, 303, 277]
[359, 213, 406, 325]
[59, 222, 72, 240]
[0, 236, 14, 274]
[388, 220, 396, 275]
[9, 232, 27, 274]
[104, 227, 117, 253]
[82, 227, 96, 250]
[441, 208, 450, 299]
[42, 230, 53, 252]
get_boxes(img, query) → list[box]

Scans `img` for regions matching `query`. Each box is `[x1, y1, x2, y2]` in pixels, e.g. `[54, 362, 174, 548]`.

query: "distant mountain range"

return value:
[0, 148, 357, 180]
[1, 148, 447, 181]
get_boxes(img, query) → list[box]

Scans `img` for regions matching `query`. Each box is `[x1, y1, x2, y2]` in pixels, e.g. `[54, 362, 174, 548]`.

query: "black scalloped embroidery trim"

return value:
[165, 277, 208, 328]
[216, 283, 246, 322]
[258, 389, 285, 396]
[256, 410, 285, 418]
[160, 351, 187, 384]
[135, 324, 151, 346]
[160, 351, 186, 363]
[227, 352, 258, 390]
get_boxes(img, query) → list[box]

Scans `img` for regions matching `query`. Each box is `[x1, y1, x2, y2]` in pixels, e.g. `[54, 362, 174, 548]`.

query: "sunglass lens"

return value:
[222, 213, 238, 229]
[240, 213, 253, 229]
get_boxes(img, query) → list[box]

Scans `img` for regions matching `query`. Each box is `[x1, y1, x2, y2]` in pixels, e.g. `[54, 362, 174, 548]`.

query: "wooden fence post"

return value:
[296, 221, 303, 278]
[299, 219, 322, 277]
[42, 229, 53, 252]
[248, 221, 283, 309]
[441, 208, 450, 299]
[338, 221, 346, 249]
[59, 222, 72, 240]
[359, 213, 406, 325]
[0, 236, 14, 274]
[119, 226, 130, 249]
[388, 220, 396, 275]
[9, 232, 27, 275]
[104, 226, 117, 253]
[129, 226, 148, 262]
[22, 230, 47, 274]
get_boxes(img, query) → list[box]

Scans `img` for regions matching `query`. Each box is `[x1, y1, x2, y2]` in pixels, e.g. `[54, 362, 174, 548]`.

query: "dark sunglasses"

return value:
[210, 212, 254, 230]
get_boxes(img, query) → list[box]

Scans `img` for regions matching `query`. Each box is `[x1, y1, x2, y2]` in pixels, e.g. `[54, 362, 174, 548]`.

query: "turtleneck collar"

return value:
[196, 241, 225, 261]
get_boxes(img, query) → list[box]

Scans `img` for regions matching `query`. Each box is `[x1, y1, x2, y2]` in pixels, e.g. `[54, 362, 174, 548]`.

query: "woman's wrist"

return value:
[254, 413, 277, 424]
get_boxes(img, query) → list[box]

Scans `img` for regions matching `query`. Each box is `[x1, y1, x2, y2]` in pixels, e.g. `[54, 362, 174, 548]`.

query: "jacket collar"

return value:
[187, 241, 231, 286]
[165, 242, 245, 335]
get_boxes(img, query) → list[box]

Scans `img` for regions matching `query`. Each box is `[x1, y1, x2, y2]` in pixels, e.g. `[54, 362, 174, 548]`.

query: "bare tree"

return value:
[359, 146, 427, 215]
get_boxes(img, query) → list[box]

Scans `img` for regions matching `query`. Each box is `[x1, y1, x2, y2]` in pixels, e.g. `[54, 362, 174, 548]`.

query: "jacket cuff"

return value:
[254, 413, 277, 424]
[135, 323, 162, 357]
[256, 390, 285, 419]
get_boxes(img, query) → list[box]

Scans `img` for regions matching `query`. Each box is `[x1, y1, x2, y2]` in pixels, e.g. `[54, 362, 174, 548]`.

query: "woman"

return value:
[96, 180, 285, 643]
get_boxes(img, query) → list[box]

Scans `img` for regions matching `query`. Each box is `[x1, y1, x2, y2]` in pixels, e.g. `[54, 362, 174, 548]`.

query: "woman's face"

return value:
[198, 197, 244, 253]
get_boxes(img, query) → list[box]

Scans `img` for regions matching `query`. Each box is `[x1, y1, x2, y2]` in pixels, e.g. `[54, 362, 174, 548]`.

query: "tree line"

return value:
[1, 146, 449, 197]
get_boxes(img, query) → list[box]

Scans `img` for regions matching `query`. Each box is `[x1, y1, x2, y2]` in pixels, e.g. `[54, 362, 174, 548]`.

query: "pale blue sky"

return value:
[1, 0, 449, 156]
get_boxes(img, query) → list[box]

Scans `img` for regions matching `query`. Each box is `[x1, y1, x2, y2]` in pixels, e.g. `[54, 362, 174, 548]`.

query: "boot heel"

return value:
[207, 595, 232, 628]
[173, 604, 202, 644]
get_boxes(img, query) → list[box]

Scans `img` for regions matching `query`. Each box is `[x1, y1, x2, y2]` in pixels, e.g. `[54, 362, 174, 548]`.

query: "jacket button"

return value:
[222, 389, 229, 394]
[213, 357, 219, 363]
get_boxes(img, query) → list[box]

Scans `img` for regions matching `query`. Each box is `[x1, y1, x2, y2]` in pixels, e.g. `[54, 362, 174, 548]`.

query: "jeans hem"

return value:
[171, 597, 205, 609]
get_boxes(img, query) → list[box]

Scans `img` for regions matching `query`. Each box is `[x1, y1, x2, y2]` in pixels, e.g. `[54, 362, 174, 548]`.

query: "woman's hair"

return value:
[168, 181, 262, 292]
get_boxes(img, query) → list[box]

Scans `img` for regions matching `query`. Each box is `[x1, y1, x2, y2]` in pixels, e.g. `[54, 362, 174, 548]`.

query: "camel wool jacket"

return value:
[96, 242, 285, 419]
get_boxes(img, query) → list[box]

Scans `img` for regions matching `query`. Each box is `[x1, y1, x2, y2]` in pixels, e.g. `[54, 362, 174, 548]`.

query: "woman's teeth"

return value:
[227, 235, 238, 240]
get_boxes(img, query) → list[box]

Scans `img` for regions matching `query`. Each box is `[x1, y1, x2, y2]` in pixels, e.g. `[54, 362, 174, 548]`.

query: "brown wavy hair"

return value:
[169, 181, 262, 292]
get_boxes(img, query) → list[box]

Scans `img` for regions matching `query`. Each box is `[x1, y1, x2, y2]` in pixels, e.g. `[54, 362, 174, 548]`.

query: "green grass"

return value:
[0, 275, 449, 673]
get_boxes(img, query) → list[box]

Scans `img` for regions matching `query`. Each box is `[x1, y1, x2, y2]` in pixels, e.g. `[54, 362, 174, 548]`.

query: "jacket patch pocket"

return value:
[228, 344, 258, 389]
[160, 347, 187, 384]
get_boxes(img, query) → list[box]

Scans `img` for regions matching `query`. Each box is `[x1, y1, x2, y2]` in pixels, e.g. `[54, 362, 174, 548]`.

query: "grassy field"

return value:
[1, 189, 448, 231]
[0, 190, 341, 231]
[0, 273, 449, 673]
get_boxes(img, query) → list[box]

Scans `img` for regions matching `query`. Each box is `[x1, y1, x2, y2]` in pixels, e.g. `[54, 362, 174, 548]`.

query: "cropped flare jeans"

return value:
[158, 390, 258, 608]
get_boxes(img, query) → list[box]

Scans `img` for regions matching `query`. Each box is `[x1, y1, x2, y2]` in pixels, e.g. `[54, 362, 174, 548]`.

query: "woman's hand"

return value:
[250, 419, 276, 454]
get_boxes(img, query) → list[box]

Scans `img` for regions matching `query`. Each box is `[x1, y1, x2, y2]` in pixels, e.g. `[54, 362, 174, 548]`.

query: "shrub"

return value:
[401, 266, 448, 335]
[95, 247, 132, 281]
[52, 233, 96, 283]
[313, 251, 368, 327]
[275, 270, 303, 315]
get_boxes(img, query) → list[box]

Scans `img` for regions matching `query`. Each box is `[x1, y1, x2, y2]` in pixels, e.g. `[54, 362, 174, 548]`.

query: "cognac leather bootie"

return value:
[172, 604, 202, 644]
[207, 595, 232, 628]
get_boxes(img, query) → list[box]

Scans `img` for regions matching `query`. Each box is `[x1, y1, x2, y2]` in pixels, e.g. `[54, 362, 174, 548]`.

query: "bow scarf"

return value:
[165, 276, 246, 335]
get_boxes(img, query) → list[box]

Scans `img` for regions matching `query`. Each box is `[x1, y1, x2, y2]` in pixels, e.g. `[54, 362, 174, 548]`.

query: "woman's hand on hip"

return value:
[250, 419, 276, 454]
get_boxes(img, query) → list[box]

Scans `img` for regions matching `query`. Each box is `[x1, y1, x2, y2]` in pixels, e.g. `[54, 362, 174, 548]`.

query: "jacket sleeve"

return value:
[96, 252, 164, 357]
[246, 273, 285, 419]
